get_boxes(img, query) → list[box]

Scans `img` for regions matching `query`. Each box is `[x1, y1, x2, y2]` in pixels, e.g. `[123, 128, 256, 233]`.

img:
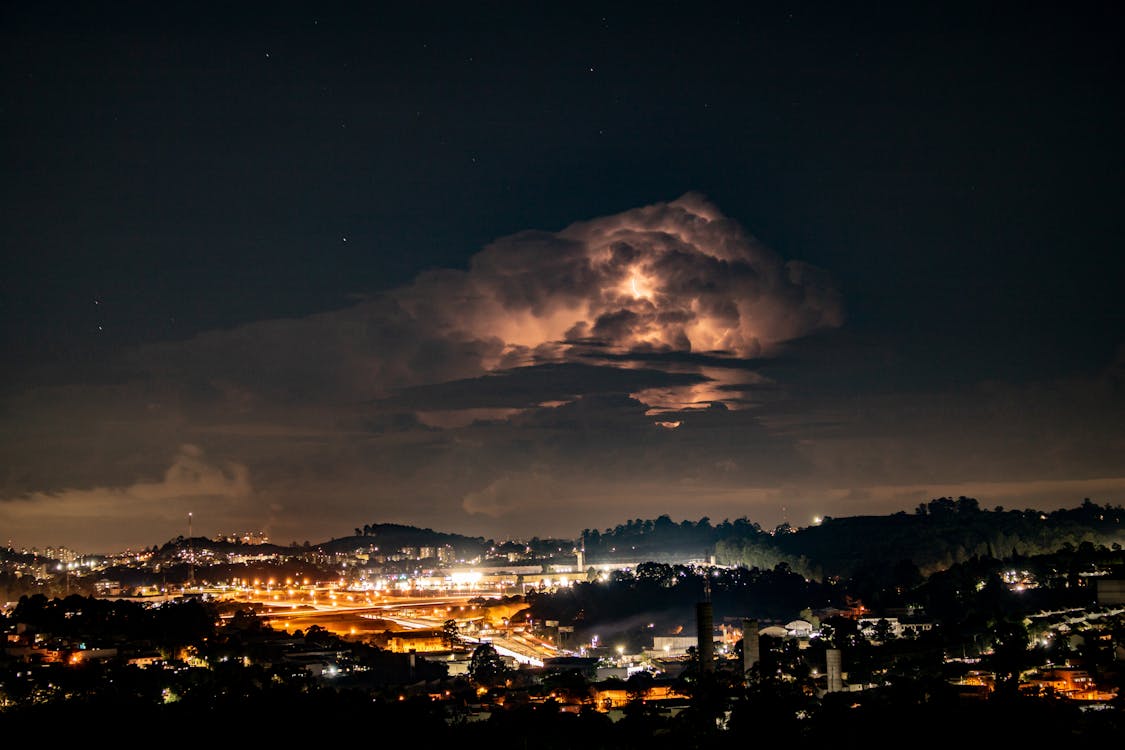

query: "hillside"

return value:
[314, 523, 488, 560]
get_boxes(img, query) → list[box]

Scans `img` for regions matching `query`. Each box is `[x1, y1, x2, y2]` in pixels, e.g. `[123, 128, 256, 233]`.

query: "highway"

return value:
[208, 589, 563, 664]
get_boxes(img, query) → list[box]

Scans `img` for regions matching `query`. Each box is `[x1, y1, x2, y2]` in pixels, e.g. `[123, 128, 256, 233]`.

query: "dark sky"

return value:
[3, 2, 1123, 552]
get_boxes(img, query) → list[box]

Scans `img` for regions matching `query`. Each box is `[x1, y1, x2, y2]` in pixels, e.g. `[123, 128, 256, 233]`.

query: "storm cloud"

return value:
[394, 192, 843, 371]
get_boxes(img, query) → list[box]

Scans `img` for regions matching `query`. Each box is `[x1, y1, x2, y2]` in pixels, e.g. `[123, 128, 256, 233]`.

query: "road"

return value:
[209, 589, 563, 664]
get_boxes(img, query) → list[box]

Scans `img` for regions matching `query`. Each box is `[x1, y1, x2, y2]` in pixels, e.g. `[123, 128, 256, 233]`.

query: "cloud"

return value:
[385, 362, 712, 413]
[132, 195, 838, 416]
[69, 194, 835, 429]
[462, 471, 560, 518]
[0, 445, 251, 550]
[0, 445, 250, 511]
[398, 192, 843, 365]
[365, 192, 841, 417]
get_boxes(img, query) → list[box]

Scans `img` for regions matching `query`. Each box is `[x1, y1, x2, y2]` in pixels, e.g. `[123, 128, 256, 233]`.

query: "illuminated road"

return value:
[208, 588, 563, 664]
[215, 591, 487, 618]
[479, 633, 559, 666]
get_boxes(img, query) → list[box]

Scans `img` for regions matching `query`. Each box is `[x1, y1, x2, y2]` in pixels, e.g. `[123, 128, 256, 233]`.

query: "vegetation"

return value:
[579, 499, 1124, 583]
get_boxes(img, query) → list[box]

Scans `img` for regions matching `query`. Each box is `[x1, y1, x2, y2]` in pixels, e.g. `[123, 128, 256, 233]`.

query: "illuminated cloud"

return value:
[384, 192, 842, 415]
[398, 192, 841, 360]
[73, 194, 838, 422]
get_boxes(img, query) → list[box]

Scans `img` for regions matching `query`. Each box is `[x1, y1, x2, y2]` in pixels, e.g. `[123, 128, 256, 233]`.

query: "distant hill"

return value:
[716, 497, 1125, 580]
[315, 523, 488, 560]
[573, 498, 1124, 583]
[157, 537, 290, 560]
[0, 547, 52, 566]
[150, 499, 1124, 582]
[153, 523, 490, 562]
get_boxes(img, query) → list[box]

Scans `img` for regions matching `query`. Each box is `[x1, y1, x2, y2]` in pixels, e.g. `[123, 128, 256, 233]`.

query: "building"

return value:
[1025, 667, 1118, 702]
[651, 635, 697, 658]
[857, 616, 934, 640]
[385, 629, 447, 653]
[784, 619, 815, 638]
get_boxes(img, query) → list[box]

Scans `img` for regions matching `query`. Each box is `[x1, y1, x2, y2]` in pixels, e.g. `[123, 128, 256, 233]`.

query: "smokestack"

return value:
[742, 618, 760, 675]
[826, 648, 843, 693]
[696, 601, 714, 672]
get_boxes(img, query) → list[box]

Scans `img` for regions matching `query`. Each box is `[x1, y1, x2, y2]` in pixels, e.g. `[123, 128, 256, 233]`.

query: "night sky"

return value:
[3, 2, 1123, 552]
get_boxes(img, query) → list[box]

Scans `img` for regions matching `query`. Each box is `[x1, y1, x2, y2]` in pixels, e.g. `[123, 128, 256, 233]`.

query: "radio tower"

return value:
[187, 512, 195, 589]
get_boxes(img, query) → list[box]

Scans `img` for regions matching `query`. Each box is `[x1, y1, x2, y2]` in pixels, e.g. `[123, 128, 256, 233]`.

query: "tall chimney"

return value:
[826, 648, 843, 692]
[742, 618, 760, 675]
[696, 601, 714, 672]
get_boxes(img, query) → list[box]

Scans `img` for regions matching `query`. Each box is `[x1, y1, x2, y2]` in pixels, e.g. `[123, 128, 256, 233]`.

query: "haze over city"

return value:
[3, 2, 1123, 553]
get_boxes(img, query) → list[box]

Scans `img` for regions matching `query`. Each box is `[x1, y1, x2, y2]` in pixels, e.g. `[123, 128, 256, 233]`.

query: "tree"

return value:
[956, 496, 981, 514]
[798, 607, 821, 630]
[468, 642, 509, 688]
[442, 618, 461, 649]
[544, 669, 593, 704]
[988, 619, 1030, 696]
[625, 670, 655, 703]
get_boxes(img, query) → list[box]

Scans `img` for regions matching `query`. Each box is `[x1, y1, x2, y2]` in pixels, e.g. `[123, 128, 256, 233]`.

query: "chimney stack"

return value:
[742, 618, 760, 675]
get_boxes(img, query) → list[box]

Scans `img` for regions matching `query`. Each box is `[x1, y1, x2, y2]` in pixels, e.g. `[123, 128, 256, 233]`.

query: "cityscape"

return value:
[2, 500, 1123, 742]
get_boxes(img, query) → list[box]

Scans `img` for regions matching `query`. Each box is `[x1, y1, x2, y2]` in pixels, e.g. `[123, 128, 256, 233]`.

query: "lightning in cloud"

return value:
[392, 192, 843, 413]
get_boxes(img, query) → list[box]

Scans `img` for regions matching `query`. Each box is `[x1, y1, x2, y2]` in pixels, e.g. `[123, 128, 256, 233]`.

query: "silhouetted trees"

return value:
[468, 642, 510, 688]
